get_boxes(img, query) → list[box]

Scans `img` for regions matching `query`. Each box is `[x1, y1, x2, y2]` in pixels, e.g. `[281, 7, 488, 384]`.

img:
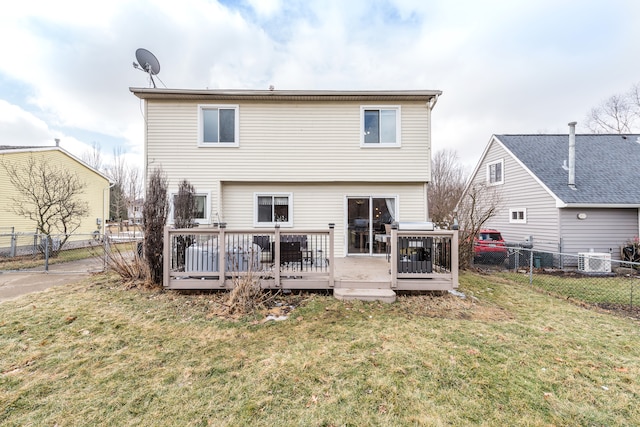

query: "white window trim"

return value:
[169, 190, 211, 225]
[486, 159, 504, 185]
[197, 104, 240, 147]
[254, 192, 293, 228]
[360, 105, 401, 148]
[509, 208, 527, 224]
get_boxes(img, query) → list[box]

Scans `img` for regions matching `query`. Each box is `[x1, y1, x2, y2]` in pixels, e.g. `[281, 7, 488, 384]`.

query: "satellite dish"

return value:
[133, 48, 160, 87]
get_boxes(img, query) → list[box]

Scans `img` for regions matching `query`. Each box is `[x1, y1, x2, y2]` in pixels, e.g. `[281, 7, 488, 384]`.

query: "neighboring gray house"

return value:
[465, 123, 640, 263]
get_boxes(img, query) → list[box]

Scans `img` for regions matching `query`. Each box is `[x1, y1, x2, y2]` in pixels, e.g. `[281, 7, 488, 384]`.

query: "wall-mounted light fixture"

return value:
[577, 213, 587, 220]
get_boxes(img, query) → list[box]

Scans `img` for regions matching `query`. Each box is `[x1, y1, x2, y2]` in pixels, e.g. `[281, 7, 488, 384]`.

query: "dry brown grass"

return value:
[2, 272, 639, 425]
[103, 241, 151, 288]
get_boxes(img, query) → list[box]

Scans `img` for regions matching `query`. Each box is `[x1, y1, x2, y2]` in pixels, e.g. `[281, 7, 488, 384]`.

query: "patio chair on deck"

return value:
[279, 241, 303, 269]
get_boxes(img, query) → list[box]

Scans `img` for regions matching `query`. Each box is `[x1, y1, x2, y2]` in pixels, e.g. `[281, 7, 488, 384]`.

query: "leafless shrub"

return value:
[143, 168, 168, 287]
[104, 241, 151, 288]
[215, 251, 277, 318]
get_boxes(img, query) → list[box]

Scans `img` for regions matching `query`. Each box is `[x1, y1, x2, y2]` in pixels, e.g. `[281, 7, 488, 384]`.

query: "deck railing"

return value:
[389, 227, 459, 290]
[163, 224, 335, 289]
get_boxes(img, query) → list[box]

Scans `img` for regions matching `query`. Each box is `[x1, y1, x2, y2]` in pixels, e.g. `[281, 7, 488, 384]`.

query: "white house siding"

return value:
[470, 140, 560, 252]
[559, 208, 638, 261]
[221, 181, 427, 257]
[145, 100, 431, 184]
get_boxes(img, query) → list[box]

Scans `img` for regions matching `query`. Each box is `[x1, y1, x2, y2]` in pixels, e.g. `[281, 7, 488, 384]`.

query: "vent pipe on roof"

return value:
[568, 121, 577, 189]
[54, 138, 60, 147]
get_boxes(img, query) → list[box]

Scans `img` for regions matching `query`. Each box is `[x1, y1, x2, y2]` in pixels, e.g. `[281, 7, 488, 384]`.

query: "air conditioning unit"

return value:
[578, 252, 611, 273]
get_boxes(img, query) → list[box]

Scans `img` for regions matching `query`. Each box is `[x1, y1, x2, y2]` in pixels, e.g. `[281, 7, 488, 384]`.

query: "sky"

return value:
[1, 0, 639, 174]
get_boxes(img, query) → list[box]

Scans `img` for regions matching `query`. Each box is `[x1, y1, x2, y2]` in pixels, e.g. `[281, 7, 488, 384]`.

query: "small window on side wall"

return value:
[509, 208, 526, 224]
[255, 193, 293, 227]
[199, 105, 239, 146]
[487, 159, 504, 185]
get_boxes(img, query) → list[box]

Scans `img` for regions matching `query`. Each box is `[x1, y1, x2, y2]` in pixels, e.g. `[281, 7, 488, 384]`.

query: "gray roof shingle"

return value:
[495, 134, 640, 205]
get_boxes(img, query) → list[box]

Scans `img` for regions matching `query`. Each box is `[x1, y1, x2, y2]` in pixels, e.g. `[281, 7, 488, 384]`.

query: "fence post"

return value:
[10, 227, 16, 258]
[44, 235, 50, 272]
[529, 248, 533, 285]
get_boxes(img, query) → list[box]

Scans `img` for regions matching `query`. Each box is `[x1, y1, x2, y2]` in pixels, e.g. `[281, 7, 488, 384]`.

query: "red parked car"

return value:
[474, 229, 508, 264]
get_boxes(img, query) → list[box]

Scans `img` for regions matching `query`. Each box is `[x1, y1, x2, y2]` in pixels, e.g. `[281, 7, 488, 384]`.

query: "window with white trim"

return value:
[198, 104, 239, 146]
[361, 106, 401, 146]
[509, 208, 527, 224]
[255, 193, 293, 227]
[487, 159, 504, 185]
[169, 192, 210, 225]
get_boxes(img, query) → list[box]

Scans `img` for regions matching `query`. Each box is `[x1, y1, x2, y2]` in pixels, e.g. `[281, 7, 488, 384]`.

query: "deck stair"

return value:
[333, 287, 396, 303]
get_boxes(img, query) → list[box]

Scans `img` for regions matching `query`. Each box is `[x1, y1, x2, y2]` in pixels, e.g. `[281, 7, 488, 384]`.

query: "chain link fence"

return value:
[473, 244, 640, 318]
[0, 229, 143, 273]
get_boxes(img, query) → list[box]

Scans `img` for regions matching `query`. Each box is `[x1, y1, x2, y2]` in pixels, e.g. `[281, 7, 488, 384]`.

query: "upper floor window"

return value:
[487, 159, 504, 185]
[198, 105, 239, 147]
[361, 106, 401, 147]
[255, 193, 293, 227]
[509, 208, 527, 224]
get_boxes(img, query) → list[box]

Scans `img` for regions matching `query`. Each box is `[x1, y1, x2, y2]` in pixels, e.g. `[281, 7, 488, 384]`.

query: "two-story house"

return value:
[464, 122, 640, 265]
[130, 88, 441, 259]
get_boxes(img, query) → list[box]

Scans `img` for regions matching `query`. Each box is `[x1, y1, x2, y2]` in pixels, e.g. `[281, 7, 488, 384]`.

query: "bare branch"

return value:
[1, 154, 89, 252]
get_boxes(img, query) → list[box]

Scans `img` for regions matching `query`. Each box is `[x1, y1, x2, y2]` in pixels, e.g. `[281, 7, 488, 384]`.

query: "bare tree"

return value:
[456, 182, 502, 269]
[81, 142, 103, 171]
[106, 147, 129, 224]
[1, 155, 89, 253]
[586, 83, 640, 133]
[428, 149, 467, 229]
[143, 168, 168, 286]
[126, 165, 144, 228]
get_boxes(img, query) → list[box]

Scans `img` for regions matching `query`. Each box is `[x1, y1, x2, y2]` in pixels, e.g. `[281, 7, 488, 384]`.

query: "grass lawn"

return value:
[1, 272, 639, 426]
[0, 241, 135, 271]
[500, 270, 640, 307]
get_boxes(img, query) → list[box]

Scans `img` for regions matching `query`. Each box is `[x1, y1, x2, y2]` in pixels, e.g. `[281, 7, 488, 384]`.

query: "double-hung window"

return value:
[255, 193, 292, 227]
[487, 159, 504, 185]
[198, 104, 239, 146]
[361, 106, 401, 147]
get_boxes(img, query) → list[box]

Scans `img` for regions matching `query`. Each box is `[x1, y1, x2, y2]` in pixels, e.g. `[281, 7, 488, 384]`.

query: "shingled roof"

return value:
[495, 134, 640, 205]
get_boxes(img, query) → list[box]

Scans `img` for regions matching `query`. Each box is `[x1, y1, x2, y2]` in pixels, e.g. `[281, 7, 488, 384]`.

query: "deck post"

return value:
[163, 226, 169, 288]
[218, 224, 226, 287]
[390, 223, 398, 288]
[328, 223, 335, 287]
[274, 224, 281, 288]
[451, 229, 459, 288]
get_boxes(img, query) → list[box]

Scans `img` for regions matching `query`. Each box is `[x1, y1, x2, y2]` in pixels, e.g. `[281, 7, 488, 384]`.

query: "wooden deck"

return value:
[163, 226, 458, 302]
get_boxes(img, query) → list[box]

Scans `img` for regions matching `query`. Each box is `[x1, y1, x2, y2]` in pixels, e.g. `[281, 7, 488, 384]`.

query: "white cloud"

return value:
[1, 0, 640, 175]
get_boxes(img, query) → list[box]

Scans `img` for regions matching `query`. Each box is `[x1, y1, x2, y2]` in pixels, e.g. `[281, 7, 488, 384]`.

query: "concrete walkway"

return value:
[0, 258, 102, 303]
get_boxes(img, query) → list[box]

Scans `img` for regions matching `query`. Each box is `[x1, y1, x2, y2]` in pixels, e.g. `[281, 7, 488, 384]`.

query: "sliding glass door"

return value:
[347, 196, 396, 255]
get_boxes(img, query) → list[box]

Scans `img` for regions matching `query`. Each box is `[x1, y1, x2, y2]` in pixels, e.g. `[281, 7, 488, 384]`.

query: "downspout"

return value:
[568, 121, 577, 190]
[426, 95, 439, 220]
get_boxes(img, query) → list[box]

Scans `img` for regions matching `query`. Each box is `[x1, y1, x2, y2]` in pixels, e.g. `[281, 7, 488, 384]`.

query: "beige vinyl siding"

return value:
[559, 208, 638, 260]
[145, 100, 431, 184]
[0, 150, 110, 238]
[472, 141, 560, 252]
[221, 182, 426, 257]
